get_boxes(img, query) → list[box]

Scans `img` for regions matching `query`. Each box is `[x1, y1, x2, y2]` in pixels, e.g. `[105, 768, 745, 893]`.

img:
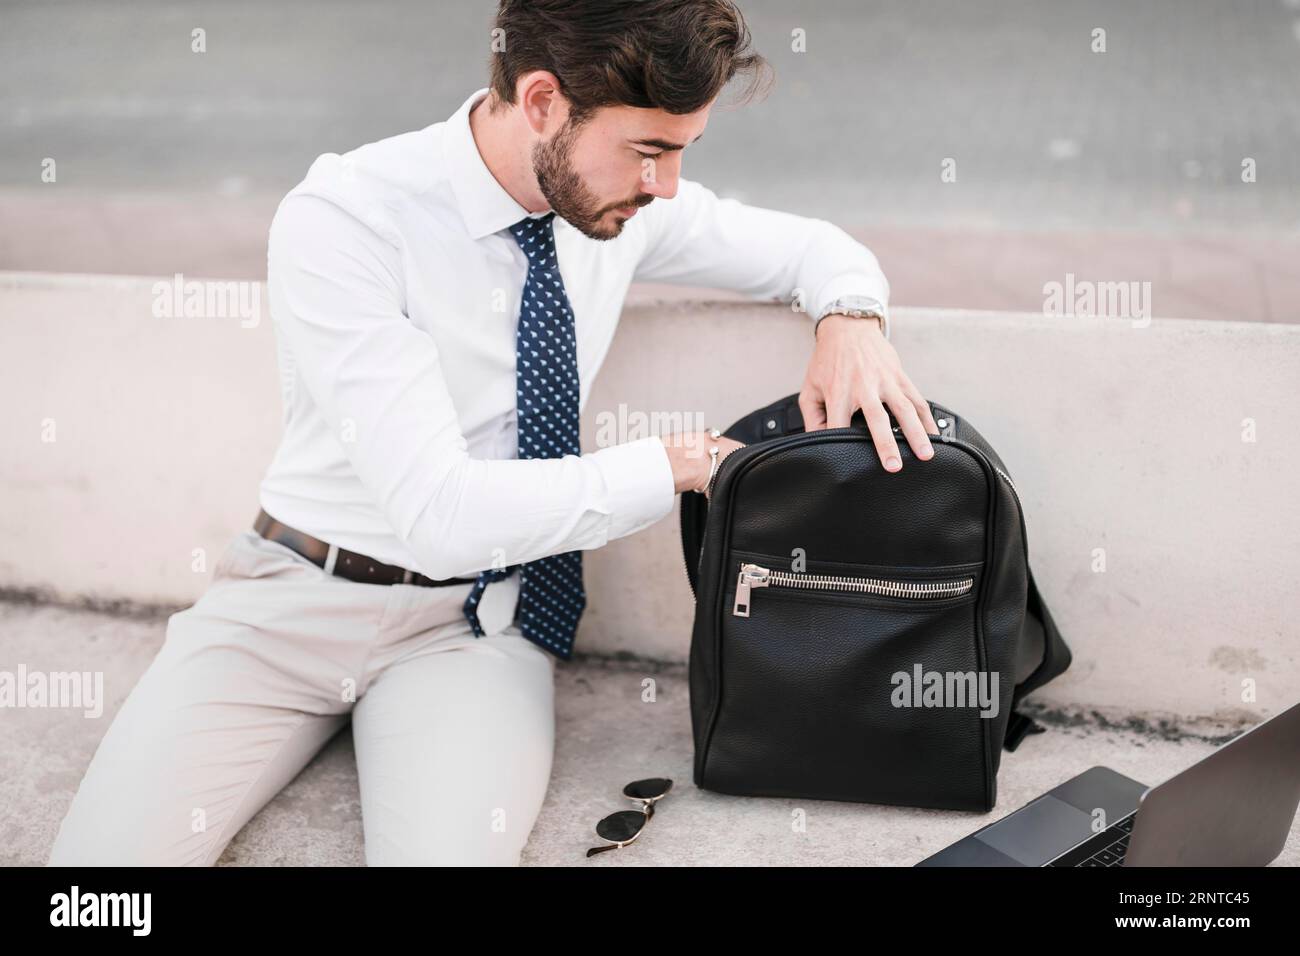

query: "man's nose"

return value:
[640, 152, 681, 199]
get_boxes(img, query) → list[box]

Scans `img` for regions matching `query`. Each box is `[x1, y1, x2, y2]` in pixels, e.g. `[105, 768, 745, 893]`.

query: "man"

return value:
[48, 0, 937, 867]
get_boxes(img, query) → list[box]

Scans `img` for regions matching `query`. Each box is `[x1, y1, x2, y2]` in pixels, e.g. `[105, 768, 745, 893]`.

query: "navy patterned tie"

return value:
[462, 212, 586, 661]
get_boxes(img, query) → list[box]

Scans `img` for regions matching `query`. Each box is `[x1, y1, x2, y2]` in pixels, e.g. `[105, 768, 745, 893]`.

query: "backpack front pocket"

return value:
[704, 553, 996, 810]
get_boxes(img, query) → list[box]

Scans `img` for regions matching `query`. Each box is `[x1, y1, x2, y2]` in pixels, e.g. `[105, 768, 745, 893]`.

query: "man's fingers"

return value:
[902, 377, 941, 436]
[798, 390, 827, 432]
[885, 391, 934, 462]
[859, 393, 902, 473]
[824, 388, 856, 429]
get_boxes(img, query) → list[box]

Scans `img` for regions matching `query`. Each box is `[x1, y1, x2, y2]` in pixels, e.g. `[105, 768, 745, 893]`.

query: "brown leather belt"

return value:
[253, 508, 476, 588]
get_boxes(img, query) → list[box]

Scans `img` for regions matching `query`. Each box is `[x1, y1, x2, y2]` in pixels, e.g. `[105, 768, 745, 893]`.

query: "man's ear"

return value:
[516, 71, 565, 137]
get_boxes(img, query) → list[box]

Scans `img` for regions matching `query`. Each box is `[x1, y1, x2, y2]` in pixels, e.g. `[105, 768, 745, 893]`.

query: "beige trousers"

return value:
[46, 529, 555, 866]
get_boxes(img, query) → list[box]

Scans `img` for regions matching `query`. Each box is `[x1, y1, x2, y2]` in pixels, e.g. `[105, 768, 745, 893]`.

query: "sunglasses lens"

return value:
[624, 777, 673, 801]
[596, 809, 647, 843]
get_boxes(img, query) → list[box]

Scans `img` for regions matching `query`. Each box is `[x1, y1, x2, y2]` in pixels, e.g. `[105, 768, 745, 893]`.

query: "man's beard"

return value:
[531, 117, 650, 241]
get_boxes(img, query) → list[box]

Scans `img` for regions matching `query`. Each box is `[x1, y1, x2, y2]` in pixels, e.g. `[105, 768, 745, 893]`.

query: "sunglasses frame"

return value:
[584, 777, 674, 858]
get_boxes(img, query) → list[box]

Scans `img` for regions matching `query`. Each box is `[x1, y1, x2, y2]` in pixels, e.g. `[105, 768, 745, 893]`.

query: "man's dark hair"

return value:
[487, 0, 772, 124]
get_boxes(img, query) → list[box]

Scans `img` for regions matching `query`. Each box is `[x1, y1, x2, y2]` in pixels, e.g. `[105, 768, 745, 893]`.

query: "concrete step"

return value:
[5, 599, 1297, 867]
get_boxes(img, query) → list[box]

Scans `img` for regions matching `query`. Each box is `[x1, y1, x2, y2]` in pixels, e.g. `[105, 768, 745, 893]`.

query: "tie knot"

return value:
[507, 212, 557, 256]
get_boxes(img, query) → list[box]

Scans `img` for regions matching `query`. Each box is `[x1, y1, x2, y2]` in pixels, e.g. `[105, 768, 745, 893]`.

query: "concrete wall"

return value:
[2, 272, 1297, 720]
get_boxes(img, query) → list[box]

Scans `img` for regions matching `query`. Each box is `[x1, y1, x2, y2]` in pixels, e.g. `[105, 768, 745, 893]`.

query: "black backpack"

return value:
[680, 393, 1072, 812]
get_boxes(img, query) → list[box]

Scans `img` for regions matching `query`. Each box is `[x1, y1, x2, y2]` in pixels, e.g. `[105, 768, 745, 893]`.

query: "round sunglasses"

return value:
[585, 777, 674, 857]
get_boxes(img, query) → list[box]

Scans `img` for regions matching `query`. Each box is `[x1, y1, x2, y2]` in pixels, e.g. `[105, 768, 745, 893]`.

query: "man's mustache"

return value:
[606, 196, 655, 213]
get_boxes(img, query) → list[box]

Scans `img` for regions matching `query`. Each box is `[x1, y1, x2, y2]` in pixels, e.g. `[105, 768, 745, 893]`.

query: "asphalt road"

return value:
[3, 0, 1300, 235]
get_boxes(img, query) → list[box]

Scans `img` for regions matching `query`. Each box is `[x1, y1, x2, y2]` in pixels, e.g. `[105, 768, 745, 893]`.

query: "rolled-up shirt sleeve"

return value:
[267, 193, 676, 581]
[632, 177, 891, 336]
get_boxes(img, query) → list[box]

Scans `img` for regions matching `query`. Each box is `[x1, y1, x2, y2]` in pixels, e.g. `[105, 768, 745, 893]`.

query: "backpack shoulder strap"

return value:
[1004, 566, 1071, 750]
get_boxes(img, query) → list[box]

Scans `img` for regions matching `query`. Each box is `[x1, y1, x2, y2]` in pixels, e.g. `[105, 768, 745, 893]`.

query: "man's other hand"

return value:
[799, 314, 940, 472]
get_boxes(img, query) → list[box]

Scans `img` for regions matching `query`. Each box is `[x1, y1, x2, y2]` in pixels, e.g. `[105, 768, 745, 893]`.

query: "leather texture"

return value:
[680, 394, 1072, 812]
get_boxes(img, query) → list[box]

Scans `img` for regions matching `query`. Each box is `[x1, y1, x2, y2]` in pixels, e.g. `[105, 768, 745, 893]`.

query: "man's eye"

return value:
[635, 151, 663, 160]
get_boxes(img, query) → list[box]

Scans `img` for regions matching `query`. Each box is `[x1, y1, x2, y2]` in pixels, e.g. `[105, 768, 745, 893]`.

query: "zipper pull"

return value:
[733, 563, 770, 617]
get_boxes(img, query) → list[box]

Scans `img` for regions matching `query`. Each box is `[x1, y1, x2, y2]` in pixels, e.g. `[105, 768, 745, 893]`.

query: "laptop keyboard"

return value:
[1046, 812, 1137, 867]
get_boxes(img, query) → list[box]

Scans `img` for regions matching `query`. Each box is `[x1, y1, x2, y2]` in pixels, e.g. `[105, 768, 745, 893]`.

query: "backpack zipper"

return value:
[732, 562, 975, 617]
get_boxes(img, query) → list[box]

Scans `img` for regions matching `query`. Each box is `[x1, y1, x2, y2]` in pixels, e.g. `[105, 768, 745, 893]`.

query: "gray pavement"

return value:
[2, 0, 1299, 234]
[6, 598, 1299, 867]
[4, 1, 1299, 322]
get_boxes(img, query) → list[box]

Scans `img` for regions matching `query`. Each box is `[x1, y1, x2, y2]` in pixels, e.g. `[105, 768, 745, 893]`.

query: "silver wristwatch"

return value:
[815, 295, 889, 340]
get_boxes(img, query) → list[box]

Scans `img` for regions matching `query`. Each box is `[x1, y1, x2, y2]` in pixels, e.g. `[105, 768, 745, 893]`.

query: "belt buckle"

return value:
[401, 568, 414, 585]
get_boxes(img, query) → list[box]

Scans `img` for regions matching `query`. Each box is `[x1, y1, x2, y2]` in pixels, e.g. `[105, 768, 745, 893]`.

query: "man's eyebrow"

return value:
[629, 132, 704, 151]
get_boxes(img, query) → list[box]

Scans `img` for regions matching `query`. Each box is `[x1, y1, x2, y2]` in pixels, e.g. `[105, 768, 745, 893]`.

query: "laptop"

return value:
[916, 700, 1300, 867]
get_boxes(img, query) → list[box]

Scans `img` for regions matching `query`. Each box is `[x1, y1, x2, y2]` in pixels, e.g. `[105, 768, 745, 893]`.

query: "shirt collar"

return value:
[444, 87, 553, 240]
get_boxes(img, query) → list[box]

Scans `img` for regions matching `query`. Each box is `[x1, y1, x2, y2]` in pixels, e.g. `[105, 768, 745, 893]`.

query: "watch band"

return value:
[815, 296, 889, 340]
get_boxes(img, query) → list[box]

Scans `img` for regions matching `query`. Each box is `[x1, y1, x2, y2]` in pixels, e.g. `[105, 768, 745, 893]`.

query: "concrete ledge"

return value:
[2, 272, 1298, 723]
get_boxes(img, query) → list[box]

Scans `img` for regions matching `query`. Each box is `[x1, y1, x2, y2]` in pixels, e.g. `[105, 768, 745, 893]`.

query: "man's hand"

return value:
[701, 437, 745, 500]
[659, 432, 745, 496]
[800, 314, 940, 472]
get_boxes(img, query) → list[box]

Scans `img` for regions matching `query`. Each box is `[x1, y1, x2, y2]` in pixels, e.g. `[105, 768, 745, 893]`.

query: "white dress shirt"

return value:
[259, 86, 891, 586]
